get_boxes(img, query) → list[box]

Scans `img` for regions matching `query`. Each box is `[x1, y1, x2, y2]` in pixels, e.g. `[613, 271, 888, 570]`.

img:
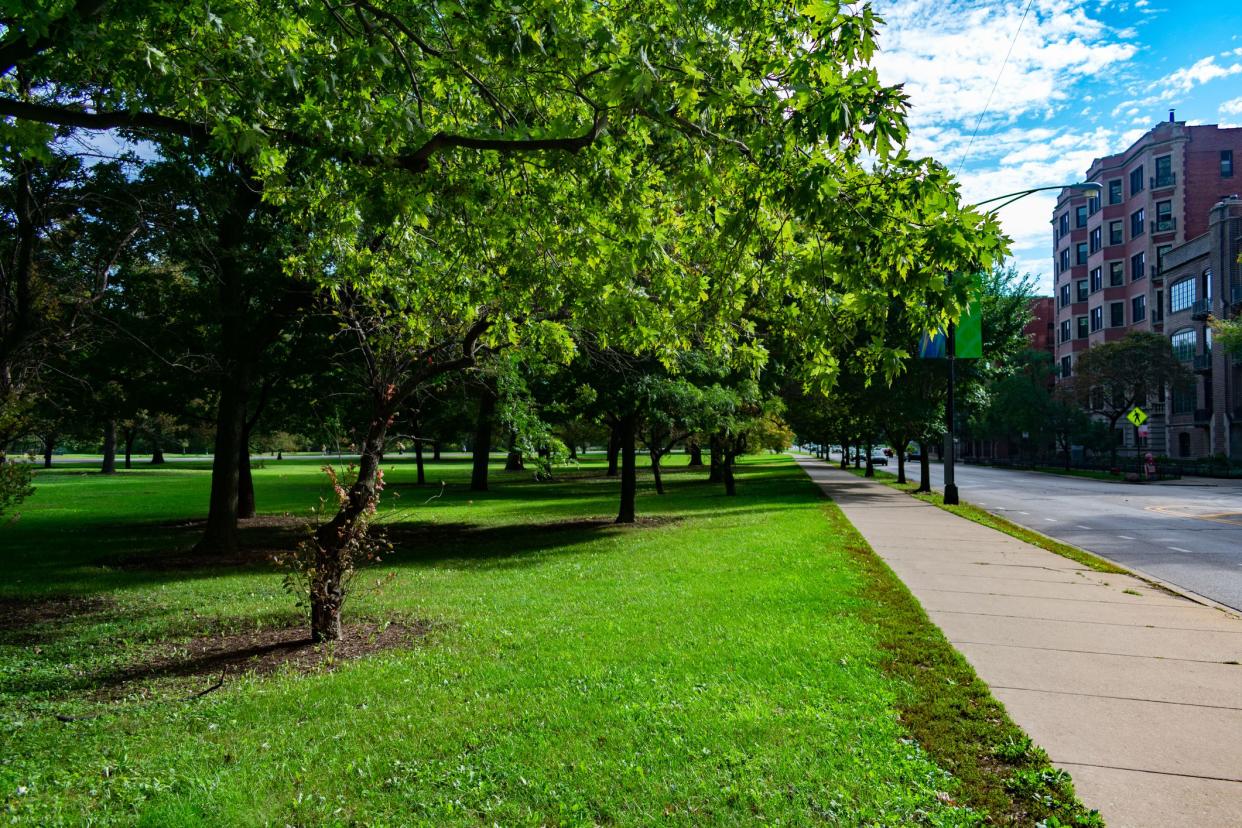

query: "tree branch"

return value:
[0, 98, 208, 140]
[0, 99, 609, 173]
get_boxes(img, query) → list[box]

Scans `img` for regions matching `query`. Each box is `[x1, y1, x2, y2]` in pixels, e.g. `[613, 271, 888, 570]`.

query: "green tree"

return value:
[1068, 332, 1189, 461]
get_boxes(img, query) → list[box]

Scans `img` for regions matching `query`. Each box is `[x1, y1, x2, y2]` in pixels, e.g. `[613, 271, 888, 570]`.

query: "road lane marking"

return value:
[1118, 535, 1136, 540]
[1044, 518, 1057, 522]
[1077, 525, 1092, 530]
[1168, 546, 1194, 553]
[1019, 511, 1030, 515]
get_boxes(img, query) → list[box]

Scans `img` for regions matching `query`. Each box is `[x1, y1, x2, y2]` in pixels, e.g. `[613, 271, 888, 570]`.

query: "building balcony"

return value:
[1151, 217, 1176, 234]
[1193, 353, 1212, 373]
[1150, 172, 1176, 189]
[1151, 264, 1163, 283]
[1194, 408, 1212, 426]
[1191, 299, 1211, 320]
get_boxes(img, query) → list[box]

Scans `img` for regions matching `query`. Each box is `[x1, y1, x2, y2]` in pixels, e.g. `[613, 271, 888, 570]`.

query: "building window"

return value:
[1170, 277, 1196, 313]
[1109, 220, 1123, 246]
[1090, 306, 1103, 332]
[1076, 279, 1089, 302]
[1223, 150, 1234, 178]
[1177, 431, 1192, 456]
[1155, 288, 1164, 323]
[1088, 195, 1100, 215]
[1173, 385, 1195, 416]
[1060, 249, 1070, 272]
[1129, 165, 1144, 196]
[1110, 301, 1125, 327]
[1171, 328, 1196, 362]
[1061, 355, 1072, 378]
[1075, 205, 1088, 228]
[1059, 284, 1071, 307]
[1108, 179, 1122, 204]
[1090, 227, 1101, 253]
[1076, 316, 1089, 339]
[1204, 267, 1213, 302]
[1090, 266, 1102, 292]
[1154, 200, 1173, 232]
[1156, 244, 1172, 274]
[1130, 207, 1145, 238]
[1059, 213, 1069, 237]
[1076, 242, 1088, 265]
[1132, 294, 1146, 321]
[1060, 319, 1071, 342]
[1130, 251, 1145, 281]
[1108, 261, 1125, 286]
[1154, 155, 1173, 187]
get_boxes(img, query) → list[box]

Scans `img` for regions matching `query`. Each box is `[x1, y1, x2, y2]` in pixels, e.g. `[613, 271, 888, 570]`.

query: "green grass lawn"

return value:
[0, 455, 1096, 826]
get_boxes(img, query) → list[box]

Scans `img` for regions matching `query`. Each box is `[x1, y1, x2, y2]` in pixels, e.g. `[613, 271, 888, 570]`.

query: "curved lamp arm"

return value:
[971, 182, 1102, 212]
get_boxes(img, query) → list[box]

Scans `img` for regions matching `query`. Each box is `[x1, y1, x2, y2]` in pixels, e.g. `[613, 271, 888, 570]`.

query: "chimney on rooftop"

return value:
[1169, 108, 1175, 123]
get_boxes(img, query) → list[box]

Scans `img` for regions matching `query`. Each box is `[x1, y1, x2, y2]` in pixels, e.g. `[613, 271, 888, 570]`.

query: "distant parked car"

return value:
[907, 446, 922, 460]
[869, 451, 889, 466]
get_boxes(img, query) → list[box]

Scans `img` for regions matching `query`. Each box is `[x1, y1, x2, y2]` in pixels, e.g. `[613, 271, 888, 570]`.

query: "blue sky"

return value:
[867, 0, 1242, 293]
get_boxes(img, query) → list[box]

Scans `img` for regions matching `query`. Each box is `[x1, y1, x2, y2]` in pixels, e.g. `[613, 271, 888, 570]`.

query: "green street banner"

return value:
[918, 297, 983, 359]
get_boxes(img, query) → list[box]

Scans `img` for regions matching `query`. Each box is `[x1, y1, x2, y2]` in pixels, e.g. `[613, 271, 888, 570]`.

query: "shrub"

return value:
[0, 461, 35, 523]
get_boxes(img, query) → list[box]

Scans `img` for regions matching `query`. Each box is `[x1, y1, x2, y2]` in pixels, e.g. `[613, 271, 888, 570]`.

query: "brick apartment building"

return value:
[1160, 197, 1242, 458]
[1026, 296, 1056, 356]
[1051, 116, 1242, 456]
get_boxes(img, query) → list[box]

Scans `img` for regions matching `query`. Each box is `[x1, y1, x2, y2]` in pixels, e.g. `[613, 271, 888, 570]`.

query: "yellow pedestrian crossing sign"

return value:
[1127, 406, 1148, 428]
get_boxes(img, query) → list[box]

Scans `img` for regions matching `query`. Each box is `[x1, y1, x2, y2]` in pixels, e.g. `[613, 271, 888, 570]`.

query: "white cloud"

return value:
[1221, 97, 1242, 117]
[866, 1, 1152, 293]
[871, 0, 1137, 140]
[1161, 56, 1242, 94]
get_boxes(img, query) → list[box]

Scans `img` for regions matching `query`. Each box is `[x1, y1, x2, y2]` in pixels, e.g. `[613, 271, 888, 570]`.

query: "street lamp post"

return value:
[942, 181, 1102, 506]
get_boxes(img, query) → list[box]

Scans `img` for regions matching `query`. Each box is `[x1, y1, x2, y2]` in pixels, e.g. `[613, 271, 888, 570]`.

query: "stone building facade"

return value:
[1160, 198, 1242, 459]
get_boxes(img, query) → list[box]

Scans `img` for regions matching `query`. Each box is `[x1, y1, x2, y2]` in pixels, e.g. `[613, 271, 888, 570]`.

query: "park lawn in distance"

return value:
[2, 455, 1087, 825]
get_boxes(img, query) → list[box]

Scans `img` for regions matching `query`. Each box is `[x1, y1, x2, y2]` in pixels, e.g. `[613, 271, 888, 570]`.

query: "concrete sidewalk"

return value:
[797, 457, 1242, 827]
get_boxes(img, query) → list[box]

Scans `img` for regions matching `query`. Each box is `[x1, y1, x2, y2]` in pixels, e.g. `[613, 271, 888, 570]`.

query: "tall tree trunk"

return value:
[606, 425, 620, 477]
[896, 446, 907, 485]
[101, 420, 117, 474]
[853, 445, 862, 469]
[237, 429, 256, 520]
[709, 433, 723, 482]
[864, 442, 875, 478]
[311, 411, 391, 642]
[839, 442, 849, 469]
[432, 440, 441, 461]
[123, 428, 135, 469]
[723, 449, 737, 496]
[415, 438, 425, 484]
[568, 442, 578, 460]
[650, 449, 664, 495]
[616, 412, 638, 523]
[504, 434, 523, 471]
[917, 441, 931, 493]
[687, 439, 703, 467]
[42, 433, 54, 469]
[201, 372, 248, 550]
[150, 441, 165, 465]
[471, 388, 494, 492]
[199, 179, 266, 553]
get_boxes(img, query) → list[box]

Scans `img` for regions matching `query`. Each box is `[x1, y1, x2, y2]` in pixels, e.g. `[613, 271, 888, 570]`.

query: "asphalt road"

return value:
[903, 460, 1242, 612]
